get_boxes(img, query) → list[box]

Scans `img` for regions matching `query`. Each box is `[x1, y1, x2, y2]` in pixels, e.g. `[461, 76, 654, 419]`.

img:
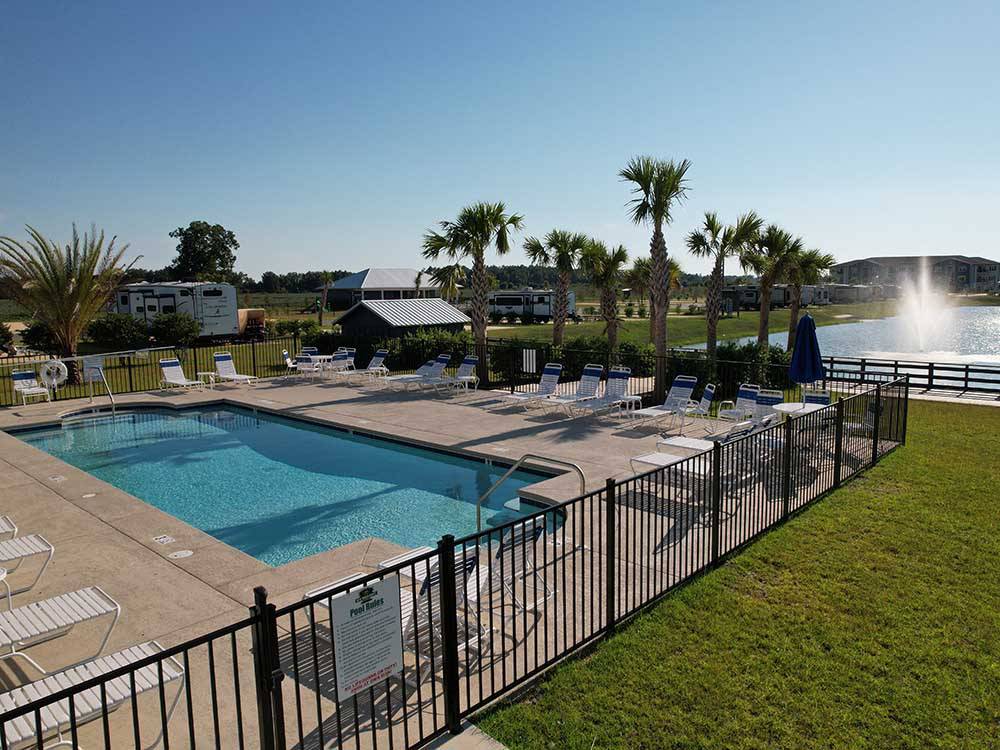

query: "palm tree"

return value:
[686, 211, 763, 359]
[663, 257, 683, 314]
[580, 240, 629, 352]
[422, 202, 523, 347]
[417, 264, 465, 304]
[620, 157, 691, 390]
[0, 225, 135, 371]
[740, 224, 803, 347]
[785, 248, 835, 350]
[523, 230, 588, 346]
[318, 270, 334, 325]
[625, 257, 653, 339]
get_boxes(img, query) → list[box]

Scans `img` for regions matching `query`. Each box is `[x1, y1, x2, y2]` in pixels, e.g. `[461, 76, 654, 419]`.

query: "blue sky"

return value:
[2, 1, 997, 277]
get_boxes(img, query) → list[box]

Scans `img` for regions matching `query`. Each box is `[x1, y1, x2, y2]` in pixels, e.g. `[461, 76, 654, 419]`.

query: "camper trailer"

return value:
[800, 285, 831, 306]
[113, 282, 240, 338]
[487, 289, 576, 322]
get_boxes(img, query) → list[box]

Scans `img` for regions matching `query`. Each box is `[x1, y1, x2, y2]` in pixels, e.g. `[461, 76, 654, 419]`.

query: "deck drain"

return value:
[152, 535, 176, 545]
[168, 550, 193, 560]
[82, 493, 97, 499]
[47, 475, 66, 483]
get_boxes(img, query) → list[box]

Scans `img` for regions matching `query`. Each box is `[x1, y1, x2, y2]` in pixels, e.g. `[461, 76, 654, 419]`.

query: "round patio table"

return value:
[773, 402, 826, 416]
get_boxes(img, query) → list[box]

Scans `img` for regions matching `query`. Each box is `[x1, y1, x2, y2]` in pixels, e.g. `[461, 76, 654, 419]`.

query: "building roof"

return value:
[327, 268, 441, 291]
[337, 298, 470, 328]
[833, 254, 998, 269]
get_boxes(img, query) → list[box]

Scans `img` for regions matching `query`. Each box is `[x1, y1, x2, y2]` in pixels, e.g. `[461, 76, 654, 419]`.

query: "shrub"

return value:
[489, 312, 506, 326]
[275, 319, 321, 337]
[624, 303, 635, 318]
[20, 320, 59, 353]
[584, 306, 597, 316]
[519, 312, 535, 326]
[637, 304, 647, 318]
[150, 312, 201, 348]
[86, 314, 149, 351]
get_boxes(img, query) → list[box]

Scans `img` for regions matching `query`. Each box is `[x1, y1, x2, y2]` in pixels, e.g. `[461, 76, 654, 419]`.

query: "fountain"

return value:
[896, 258, 953, 354]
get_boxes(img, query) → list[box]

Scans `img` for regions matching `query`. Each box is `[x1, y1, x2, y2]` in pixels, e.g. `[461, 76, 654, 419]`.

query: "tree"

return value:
[786, 248, 835, 350]
[150, 312, 201, 348]
[416, 265, 465, 303]
[625, 257, 653, 339]
[0, 225, 134, 367]
[686, 211, 763, 359]
[422, 202, 524, 347]
[168, 221, 239, 281]
[318, 271, 334, 325]
[740, 224, 803, 347]
[259, 271, 282, 293]
[86, 313, 149, 351]
[620, 157, 691, 389]
[0, 321, 13, 354]
[523, 230, 588, 345]
[580, 240, 629, 352]
[664, 257, 683, 312]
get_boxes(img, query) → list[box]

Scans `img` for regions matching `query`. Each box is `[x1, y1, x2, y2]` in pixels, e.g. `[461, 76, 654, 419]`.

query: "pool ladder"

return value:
[476, 454, 586, 532]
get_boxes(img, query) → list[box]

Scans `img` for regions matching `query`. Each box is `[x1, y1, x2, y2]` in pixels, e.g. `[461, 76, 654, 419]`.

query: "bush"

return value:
[20, 321, 59, 353]
[489, 312, 506, 326]
[86, 314, 149, 351]
[275, 319, 321, 337]
[637, 304, 647, 318]
[584, 306, 597, 316]
[150, 312, 201, 348]
[519, 312, 535, 326]
[624, 303, 635, 318]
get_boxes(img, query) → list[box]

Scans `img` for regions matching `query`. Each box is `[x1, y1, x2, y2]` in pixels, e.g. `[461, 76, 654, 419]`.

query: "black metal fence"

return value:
[0, 378, 909, 749]
[825, 355, 1000, 395]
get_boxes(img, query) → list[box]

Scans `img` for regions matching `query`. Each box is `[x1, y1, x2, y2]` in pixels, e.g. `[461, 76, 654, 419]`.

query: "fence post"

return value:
[252, 339, 258, 377]
[833, 399, 844, 487]
[509, 345, 517, 394]
[126, 356, 135, 393]
[437, 535, 462, 734]
[901, 375, 910, 445]
[710, 443, 722, 565]
[871, 383, 882, 466]
[604, 477, 616, 636]
[782, 417, 793, 518]
[927, 361, 934, 390]
[250, 586, 285, 750]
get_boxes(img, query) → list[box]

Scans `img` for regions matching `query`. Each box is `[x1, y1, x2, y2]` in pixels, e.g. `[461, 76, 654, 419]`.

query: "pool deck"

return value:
[0, 379, 707, 669]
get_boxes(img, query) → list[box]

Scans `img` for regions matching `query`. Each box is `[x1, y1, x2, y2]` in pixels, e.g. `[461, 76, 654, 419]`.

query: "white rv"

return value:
[113, 282, 240, 338]
[800, 285, 831, 306]
[488, 289, 577, 322]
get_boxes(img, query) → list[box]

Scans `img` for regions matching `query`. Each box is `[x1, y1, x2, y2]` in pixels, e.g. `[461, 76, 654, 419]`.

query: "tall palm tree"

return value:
[417, 264, 465, 304]
[786, 248, 835, 350]
[318, 270, 334, 325]
[580, 240, 629, 352]
[686, 211, 763, 359]
[625, 257, 653, 339]
[620, 157, 691, 389]
[740, 224, 803, 347]
[663, 257, 683, 314]
[0, 225, 136, 372]
[422, 202, 523, 347]
[523, 230, 588, 346]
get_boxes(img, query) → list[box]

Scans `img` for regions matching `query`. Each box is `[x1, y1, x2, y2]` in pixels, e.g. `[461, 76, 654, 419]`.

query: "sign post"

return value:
[330, 578, 404, 702]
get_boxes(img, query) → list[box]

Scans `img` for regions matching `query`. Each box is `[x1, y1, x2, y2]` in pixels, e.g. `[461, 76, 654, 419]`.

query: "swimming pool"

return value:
[13, 407, 552, 566]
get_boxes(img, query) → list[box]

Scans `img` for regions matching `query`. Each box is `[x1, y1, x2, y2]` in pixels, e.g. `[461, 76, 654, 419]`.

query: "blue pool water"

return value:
[15, 408, 550, 566]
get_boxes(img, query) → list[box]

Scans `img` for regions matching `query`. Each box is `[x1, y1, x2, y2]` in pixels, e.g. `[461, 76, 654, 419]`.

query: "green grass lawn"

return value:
[491, 297, 1000, 347]
[478, 400, 1000, 749]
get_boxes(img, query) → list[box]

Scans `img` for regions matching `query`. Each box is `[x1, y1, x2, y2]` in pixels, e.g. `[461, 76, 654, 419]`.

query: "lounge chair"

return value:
[545, 364, 604, 415]
[299, 346, 319, 357]
[656, 419, 757, 454]
[486, 524, 553, 615]
[429, 355, 480, 393]
[753, 389, 785, 423]
[281, 349, 299, 377]
[293, 355, 324, 380]
[0, 515, 17, 541]
[0, 586, 120, 675]
[803, 389, 831, 406]
[384, 354, 451, 390]
[572, 367, 637, 418]
[352, 349, 390, 382]
[684, 384, 717, 422]
[0, 641, 184, 750]
[0, 534, 54, 603]
[497, 363, 563, 408]
[158, 359, 204, 390]
[212, 351, 258, 386]
[718, 383, 759, 422]
[321, 350, 352, 378]
[630, 374, 698, 430]
[11, 370, 50, 405]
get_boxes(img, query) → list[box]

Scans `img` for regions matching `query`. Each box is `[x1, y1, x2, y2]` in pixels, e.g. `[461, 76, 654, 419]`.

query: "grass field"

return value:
[491, 296, 1000, 347]
[478, 399, 1000, 749]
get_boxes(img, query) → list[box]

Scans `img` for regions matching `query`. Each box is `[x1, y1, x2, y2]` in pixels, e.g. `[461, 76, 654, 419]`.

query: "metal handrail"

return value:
[476, 453, 587, 532]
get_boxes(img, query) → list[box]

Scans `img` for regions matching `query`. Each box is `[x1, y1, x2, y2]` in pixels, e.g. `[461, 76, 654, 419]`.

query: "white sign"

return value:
[330, 577, 403, 701]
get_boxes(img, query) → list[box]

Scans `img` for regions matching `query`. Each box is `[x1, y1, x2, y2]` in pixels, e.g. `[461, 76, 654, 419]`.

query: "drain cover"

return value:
[47, 475, 66, 483]
[152, 535, 175, 545]
[168, 550, 193, 559]
[82, 493, 97, 499]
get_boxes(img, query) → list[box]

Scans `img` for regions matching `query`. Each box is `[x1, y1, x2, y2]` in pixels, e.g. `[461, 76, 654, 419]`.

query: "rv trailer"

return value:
[487, 289, 577, 322]
[113, 281, 240, 338]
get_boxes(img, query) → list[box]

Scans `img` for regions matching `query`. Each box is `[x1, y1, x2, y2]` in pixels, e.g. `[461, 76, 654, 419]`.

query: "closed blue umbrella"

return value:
[789, 314, 825, 384]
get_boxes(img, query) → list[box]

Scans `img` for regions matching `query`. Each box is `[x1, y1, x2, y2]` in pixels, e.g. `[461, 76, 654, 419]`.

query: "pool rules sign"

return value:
[330, 578, 404, 701]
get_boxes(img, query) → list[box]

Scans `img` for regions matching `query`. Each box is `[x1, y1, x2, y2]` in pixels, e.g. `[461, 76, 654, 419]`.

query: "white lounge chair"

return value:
[485, 524, 553, 615]
[498, 363, 563, 408]
[753, 389, 785, 423]
[572, 367, 637, 418]
[0, 641, 185, 750]
[545, 364, 604, 415]
[655, 419, 757, 455]
[0, 515, 17, 541]
[718, 383, 760, 422]
[0, 534, 54, 603]
[385, 354, 451, 390]
[11, 370, 50, 405]
[429, 355, 480, 393]
[213, 351, 258, 386]
[299, 346, 320, 357]
[0, 586, 120, 675]
[158, 359, 203, 390]
[631, 374, 698, 429]
[803, 389, 831, 406]
[293, 354, 323, 380]
[684, 384, 717, 422]
[323, 350, 354, 378]
[352, 349, 390, 382]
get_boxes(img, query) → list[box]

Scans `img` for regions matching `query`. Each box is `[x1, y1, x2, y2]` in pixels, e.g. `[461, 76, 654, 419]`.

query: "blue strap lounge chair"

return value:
[545, 364, 605, 415]
[11, 370, 50, 405]
[158, 359, 204, 390]
[499, 363, 563, 408]
[718, 383, 760, 422]
[631, 374, 698, 429]
[572, 367, 637, 418]
[213, 351, 258, 386]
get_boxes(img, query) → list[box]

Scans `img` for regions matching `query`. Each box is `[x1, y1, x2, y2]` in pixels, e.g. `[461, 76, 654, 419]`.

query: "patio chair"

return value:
[684, 384, 717, 422]
[718, 384, 759, 422]
[497, 363, 563, 408]
[281, 349, 299, 377]
[635, 420, 756, 470]
[753, 389, 785, 423]
[430, 354, 480, 393]
[630, 374, 698, 430]
[293, 354, 324, 380]
[322, 350, 353, 378]
[299, 346, 319, 356]
[485, 523, 554, 615]
[0, 515, 17, 541]
[545, 364, 605, 415]
[0, 586, 120, 675]
[212, 351, 258, 386]
[158, 359, 204, 390]
[0, 534, 54, 604]
[352, 349, 390, 382]
[0, 641, 185, 750]
[572, 367, 637, 418]
[11, 370, 50, 405]
[384, 354, 451, 390]
[803, 389, 831, 406]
